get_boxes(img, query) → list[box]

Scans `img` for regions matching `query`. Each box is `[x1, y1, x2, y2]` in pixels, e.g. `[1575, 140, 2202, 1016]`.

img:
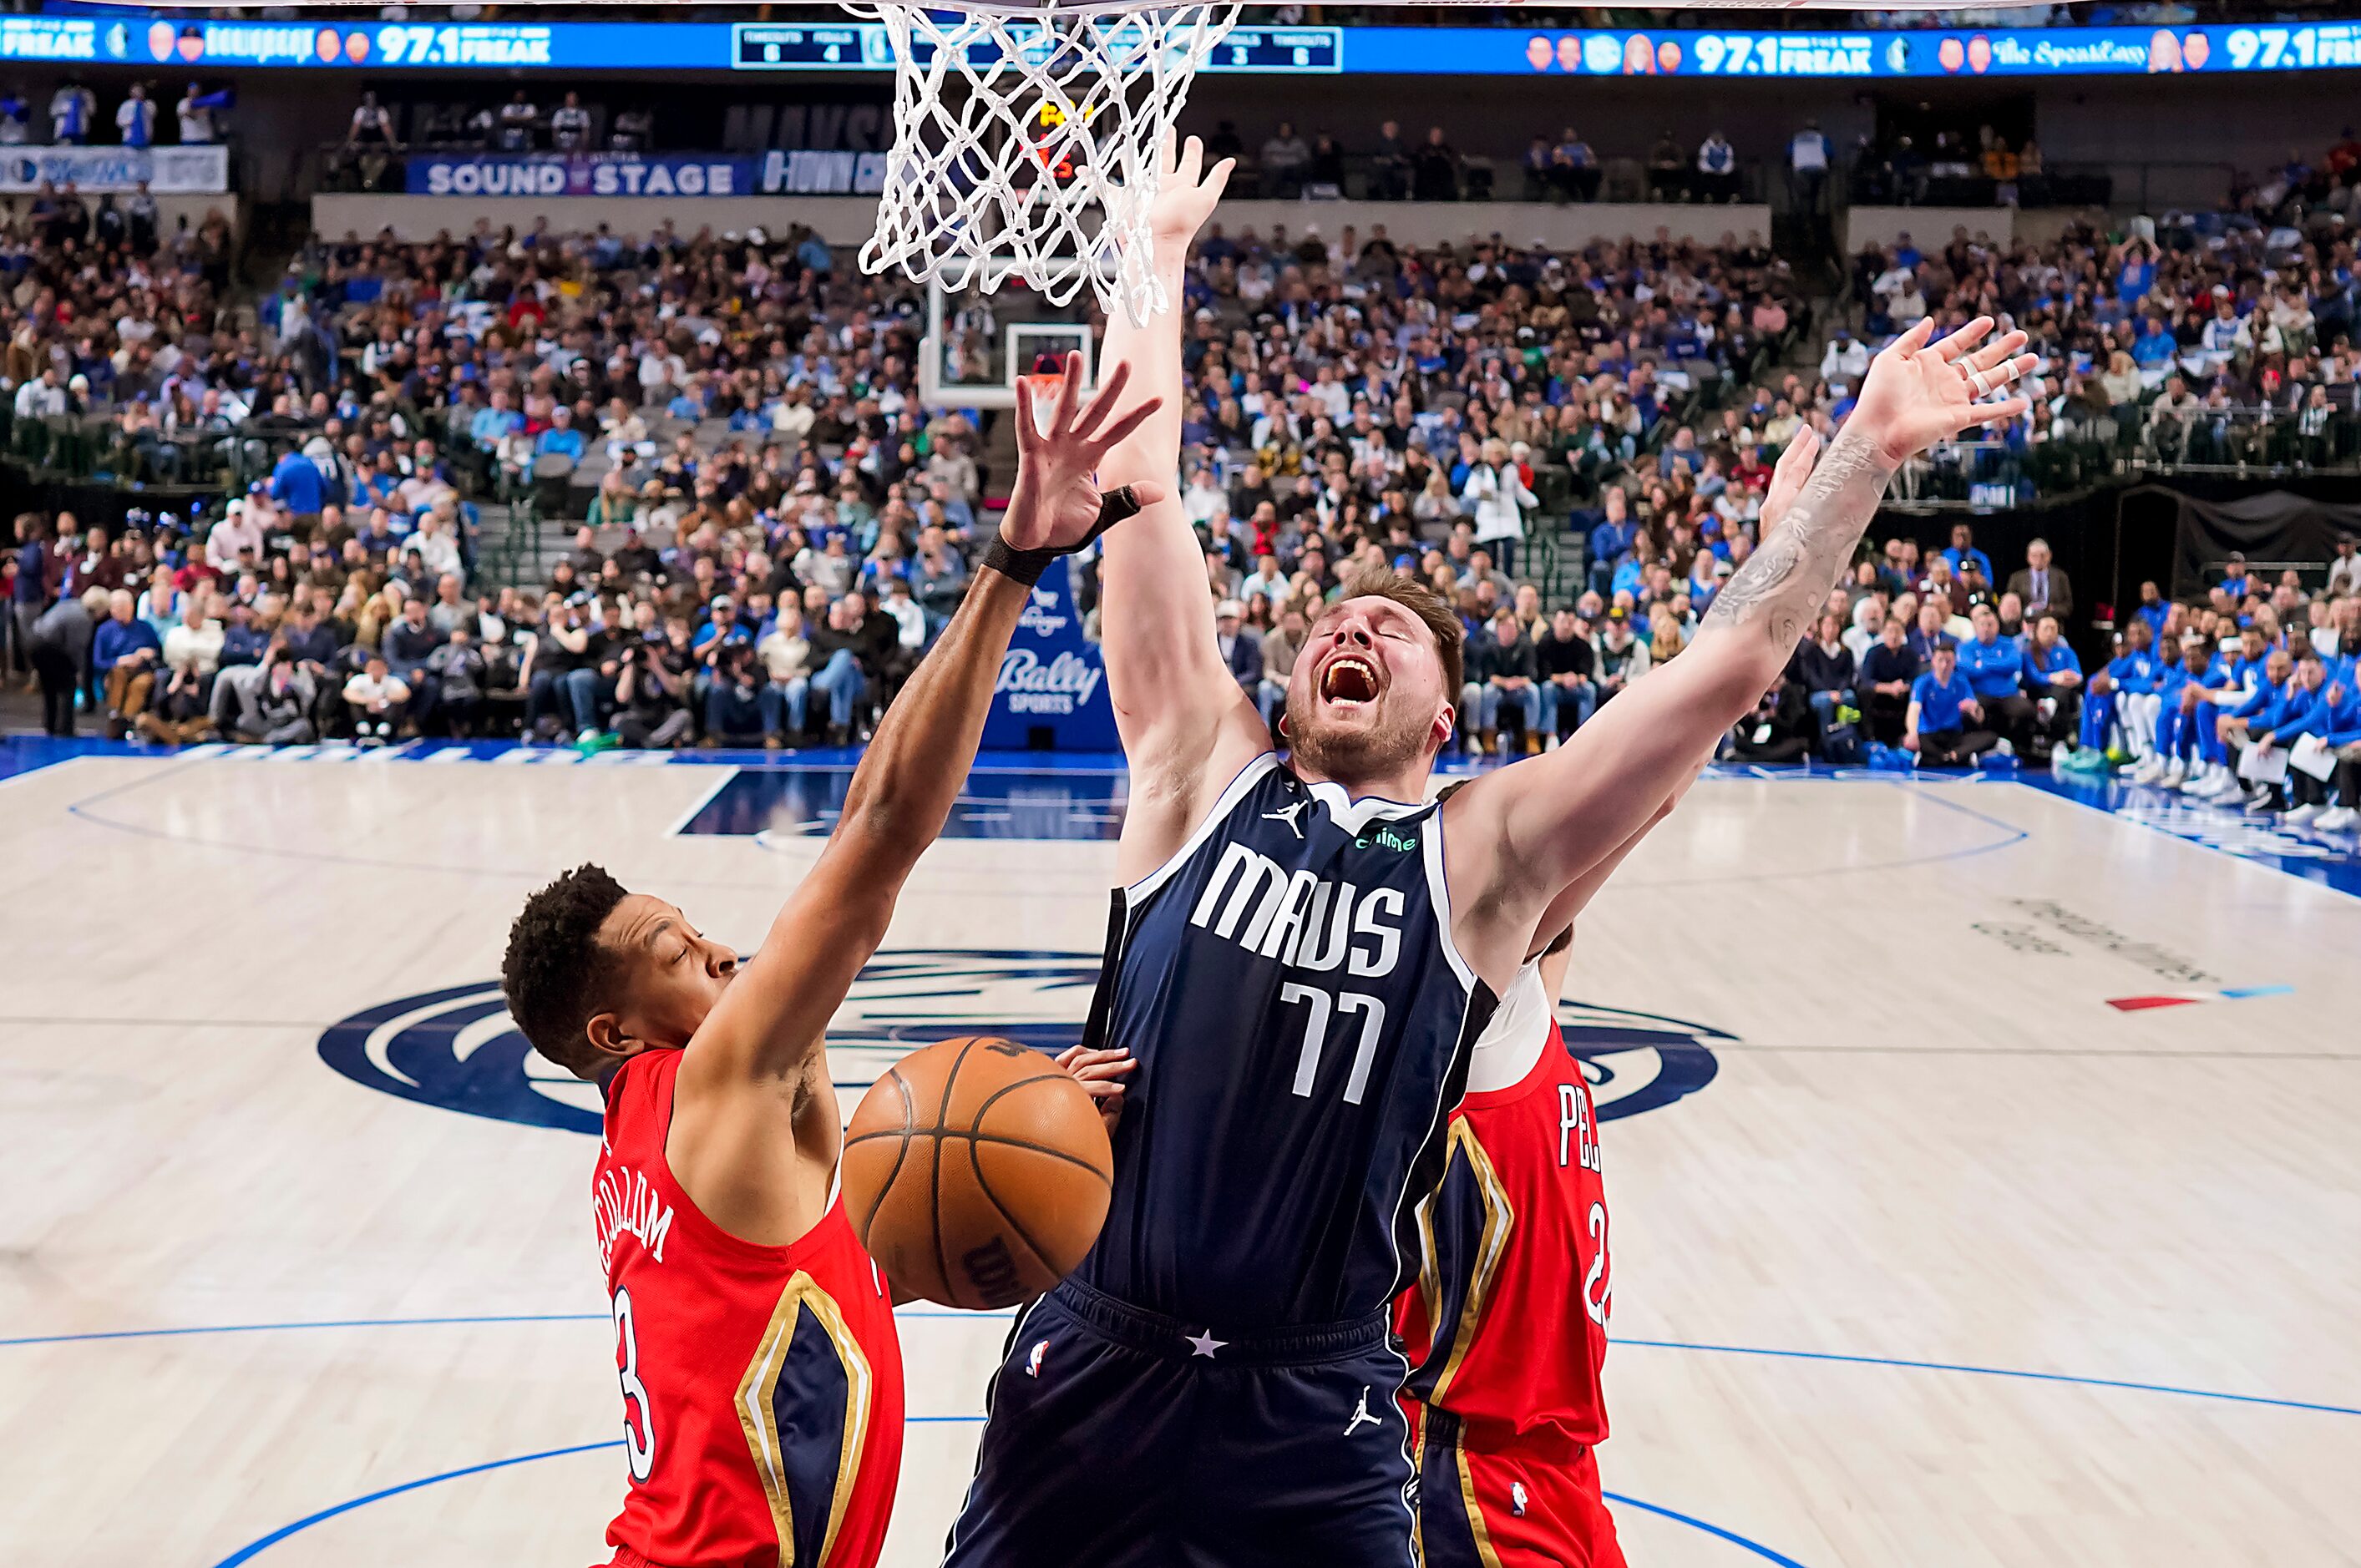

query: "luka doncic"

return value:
[946, 134, 2004, 1566]
[944, 609, 1497, 1566]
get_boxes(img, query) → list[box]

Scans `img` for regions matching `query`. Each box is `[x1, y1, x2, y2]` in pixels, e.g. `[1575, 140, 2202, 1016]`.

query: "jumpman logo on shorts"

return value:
[1342, 1385, 1380, 1437]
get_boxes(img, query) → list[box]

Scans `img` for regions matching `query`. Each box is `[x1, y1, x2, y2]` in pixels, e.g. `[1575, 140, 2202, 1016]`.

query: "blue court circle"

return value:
[17, 1313, 2347, 1567]
[202, 1437, 1816, 1568]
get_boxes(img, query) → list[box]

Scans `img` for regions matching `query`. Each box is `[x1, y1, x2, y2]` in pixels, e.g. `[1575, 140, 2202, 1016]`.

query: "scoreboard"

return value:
[0, 11, 2354, 78]
[731, 22, 1339, 73]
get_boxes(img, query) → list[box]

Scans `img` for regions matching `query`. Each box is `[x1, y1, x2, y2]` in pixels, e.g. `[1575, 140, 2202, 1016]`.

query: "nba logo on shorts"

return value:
[1027, 1339, 1049, 1378]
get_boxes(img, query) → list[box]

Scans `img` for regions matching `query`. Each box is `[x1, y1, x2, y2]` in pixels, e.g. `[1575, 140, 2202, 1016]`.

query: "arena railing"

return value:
[1878, 405, 2361, 513]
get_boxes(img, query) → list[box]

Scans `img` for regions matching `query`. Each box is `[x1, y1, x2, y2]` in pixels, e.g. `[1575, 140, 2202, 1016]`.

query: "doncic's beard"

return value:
[1282, 687, 1429, 783]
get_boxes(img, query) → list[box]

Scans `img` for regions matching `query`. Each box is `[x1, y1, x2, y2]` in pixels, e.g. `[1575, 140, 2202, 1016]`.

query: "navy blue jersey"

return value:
[1075, 753, 1495, 1329]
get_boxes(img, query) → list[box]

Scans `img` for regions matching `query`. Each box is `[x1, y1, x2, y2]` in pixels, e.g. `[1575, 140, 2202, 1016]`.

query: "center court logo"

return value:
[318, 949, 1721, 1132]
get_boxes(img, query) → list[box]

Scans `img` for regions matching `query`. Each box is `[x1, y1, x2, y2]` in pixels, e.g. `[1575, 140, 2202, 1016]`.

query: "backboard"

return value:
[920, 260, 1097, 412]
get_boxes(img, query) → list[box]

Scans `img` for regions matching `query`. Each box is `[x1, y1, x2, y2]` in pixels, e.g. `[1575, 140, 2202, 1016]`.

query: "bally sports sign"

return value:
[983, 564, 1117, 751]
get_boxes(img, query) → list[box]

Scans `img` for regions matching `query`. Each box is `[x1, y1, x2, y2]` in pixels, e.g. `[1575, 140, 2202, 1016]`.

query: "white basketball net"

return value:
[852, 2, 1242, 326]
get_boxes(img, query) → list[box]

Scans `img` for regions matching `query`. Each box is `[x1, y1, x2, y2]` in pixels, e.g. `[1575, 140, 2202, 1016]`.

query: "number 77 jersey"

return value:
[1073, 753, 1498, 1329]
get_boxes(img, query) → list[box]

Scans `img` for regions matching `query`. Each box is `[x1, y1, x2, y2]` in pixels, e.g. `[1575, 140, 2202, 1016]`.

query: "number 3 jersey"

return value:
[1076, 753, 1497, 1329]
[1395, 963, 1613, 1457]
[594, 1047, 904, 1568]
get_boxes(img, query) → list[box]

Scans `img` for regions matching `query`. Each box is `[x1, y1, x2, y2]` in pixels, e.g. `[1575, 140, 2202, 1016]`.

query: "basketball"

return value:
[843, 1036, 1114, 1308]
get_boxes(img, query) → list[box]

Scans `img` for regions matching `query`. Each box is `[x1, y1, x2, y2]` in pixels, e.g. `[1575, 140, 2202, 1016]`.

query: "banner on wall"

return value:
[756, 149, 889, 196]
[982, 563, 1118, 752]
[404, 153, 757, 198]
[0, 144, 228, 194]
[2164, 488, 2361, 598]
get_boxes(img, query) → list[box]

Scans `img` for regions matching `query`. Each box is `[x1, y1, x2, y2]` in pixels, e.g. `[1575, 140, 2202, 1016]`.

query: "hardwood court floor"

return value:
[3, 745, 2358, 1568]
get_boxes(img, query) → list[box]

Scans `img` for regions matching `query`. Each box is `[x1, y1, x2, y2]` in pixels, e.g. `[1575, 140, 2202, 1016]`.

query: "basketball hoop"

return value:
[851, 0, 1242, 329]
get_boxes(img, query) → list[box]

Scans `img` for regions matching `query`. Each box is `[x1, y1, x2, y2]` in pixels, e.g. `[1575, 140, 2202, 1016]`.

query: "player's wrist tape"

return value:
[983, 485, 1146, 588]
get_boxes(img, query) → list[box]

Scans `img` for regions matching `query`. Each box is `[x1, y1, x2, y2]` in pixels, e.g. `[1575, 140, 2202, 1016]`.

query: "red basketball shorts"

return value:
[1416, 1415, 1625, 1568]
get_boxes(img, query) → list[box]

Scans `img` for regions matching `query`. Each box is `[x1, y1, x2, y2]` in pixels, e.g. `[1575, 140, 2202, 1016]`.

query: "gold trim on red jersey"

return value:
[734, 1269, 875, 1566]
[1419, 1119, 1517, 1409]
[1408, 1120, 1517, 1568]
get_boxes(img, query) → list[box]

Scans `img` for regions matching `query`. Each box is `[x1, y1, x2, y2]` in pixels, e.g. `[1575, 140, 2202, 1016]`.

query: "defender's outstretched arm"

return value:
[672, 362, 1161, 1234]
[1097, 136, 1271, 883]
[1446, 317, 2036, 987]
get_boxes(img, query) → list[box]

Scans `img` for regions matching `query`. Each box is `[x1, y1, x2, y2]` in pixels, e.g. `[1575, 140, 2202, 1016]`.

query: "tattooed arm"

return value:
[1440, 316, 2035, 992]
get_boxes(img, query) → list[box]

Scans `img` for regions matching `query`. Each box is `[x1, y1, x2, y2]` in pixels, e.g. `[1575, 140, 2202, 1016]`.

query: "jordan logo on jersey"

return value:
[1343, 1386, 1381, 1437]
[1188, 842, 1404, 977]
[1261, 801, 1310, 839]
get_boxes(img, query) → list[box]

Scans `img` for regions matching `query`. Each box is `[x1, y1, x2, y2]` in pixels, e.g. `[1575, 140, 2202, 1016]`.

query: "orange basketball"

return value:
[842, 1037, 1112, 1309]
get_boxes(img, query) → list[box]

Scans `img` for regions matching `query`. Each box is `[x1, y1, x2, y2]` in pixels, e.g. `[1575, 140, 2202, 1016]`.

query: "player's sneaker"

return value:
[2314, 806, 2359, 832]
[2130, 756, 2166, 784]
[2279, 802, 2321, 826]
[2160, 760, 2187, 787]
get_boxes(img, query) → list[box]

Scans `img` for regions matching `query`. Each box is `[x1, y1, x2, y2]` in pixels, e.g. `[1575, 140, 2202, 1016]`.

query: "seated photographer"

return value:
[702, 641, 769, 747]
[613, 618, 696, 751]
[1729, 671, 1816, 762]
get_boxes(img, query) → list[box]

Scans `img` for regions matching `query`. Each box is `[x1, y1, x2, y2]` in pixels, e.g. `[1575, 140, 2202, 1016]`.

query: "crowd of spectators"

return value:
[1213, 118, 1758, 205]
[1, 204, 1816, 755]
[1842, 185, 2361, 473]
[0, 79, 230, 148]
[4, 122, 2357, 818]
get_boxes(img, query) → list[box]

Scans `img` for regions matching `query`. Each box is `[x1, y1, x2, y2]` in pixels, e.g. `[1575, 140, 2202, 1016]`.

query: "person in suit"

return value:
[1213, 598, 1262, 695]
[2005, 538, 2075, 625]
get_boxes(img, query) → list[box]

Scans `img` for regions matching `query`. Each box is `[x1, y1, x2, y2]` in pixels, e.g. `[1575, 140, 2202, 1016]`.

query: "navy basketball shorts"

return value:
[942, 1278, 1418, 1568]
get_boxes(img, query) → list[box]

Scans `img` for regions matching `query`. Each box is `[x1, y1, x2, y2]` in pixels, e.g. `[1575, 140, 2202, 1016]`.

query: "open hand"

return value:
[1850, 316, 2038, 466]
[1004, 352, 1166, 554]
[1147, 133, 1234, 251]
[1761, 425, 1821, 535]
[1055, 1044, 1137, 1136]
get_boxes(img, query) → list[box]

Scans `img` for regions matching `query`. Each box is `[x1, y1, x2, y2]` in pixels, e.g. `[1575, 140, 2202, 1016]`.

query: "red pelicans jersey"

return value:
[595, 1049, 904, 1568]
[1396, 962, 1619, 1566]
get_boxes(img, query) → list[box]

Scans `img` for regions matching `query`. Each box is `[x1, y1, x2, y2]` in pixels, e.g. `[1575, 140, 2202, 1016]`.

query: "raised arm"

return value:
[670, 363, 1160, 1236]
[1097, 136, 1270, 883]
[1445, 316, 2034, 987]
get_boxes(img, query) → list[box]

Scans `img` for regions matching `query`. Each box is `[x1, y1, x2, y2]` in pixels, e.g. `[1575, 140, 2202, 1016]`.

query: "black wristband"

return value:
[982, 484, 1147, 589]
[983, 535, 1057, 588]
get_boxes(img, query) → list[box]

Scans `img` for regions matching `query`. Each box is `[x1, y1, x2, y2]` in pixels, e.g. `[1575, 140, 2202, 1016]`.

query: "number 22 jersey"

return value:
[594, 1047, 904, 1568]
[1395, 962, 1613, 1456]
